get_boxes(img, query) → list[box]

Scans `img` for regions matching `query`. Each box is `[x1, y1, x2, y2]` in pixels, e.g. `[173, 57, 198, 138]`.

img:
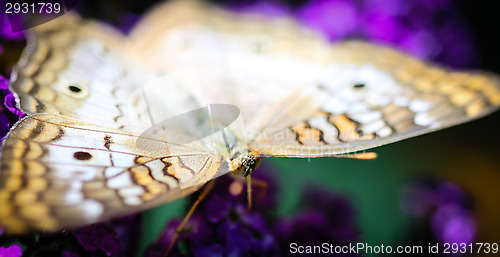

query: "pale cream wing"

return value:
[127, 1, 500, 157]
[250, 42, 500, 157]
[127, 0, 332, 125]
[0, 114, 223, 233]
[10, 14, 151, 130]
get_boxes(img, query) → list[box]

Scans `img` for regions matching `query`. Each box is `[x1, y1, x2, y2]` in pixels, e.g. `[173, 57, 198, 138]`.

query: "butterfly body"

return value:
[0, 0, 499, 233]
[229, 150, 261, 177]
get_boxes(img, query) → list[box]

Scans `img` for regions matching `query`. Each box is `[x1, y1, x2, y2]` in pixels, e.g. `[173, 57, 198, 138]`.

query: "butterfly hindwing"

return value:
[0, 114, 222, 233]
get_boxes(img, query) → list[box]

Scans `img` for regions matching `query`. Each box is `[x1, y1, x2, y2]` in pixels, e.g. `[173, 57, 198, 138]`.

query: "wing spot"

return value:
[353, 83, 366, 89]
[73, 151, 92, 160]
[68, 85, 82, 93]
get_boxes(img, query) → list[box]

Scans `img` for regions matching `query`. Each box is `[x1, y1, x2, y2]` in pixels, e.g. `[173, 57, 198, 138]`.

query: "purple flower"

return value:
[0, 245, 22, 257]
[146, 166, 279, 257]
[225, 1, 289, 17]
[276, 187, 360, 256]
[145, 219, 185, 257]
[109, 213, 142, 256]
[116, 13, 141, 34]
[0, 76, 14, 139]
[400, 178, 476, 245]
[61, 250, 81, 257]
[147, 165, 361, 257]
[297, 0, 360, 41]
[71, 223, 122, 254]
[432, 205, 476, 245]
[295, 0, 478, 68]
[362, 11, 410, 42]
[65, 214, 141, 257]
[0, 14, 25, 41]
[0, 75, 27, 141]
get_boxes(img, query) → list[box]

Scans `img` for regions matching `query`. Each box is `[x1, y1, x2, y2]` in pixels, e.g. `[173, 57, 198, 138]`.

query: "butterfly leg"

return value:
[246, 176, 269, 213]
[163, 180, 216, 257]
[250, 177, 268, 205]
[229, 173, 268, 213]
[246, 176, 252, 212]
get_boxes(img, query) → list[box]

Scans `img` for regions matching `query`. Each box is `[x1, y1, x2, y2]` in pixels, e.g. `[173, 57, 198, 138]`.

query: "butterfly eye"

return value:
[74, 151, 92, 160]
[68, 85, 82, 93]
[353, 83, 366, 89]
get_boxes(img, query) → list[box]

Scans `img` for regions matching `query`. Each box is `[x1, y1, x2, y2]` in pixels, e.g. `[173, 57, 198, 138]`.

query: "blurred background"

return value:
[1, 0, 500, 256]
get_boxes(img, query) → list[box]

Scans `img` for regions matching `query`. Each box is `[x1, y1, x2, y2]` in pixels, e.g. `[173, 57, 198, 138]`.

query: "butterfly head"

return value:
[229, 150, 261, 177]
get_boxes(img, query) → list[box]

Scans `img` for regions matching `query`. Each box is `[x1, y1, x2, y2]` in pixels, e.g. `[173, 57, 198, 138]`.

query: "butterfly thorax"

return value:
[229, 150, 261, 177]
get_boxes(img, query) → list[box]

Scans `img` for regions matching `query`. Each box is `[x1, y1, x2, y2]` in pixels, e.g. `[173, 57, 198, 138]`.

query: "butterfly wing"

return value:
[10, 14, 152, 130]
[127, 1, 500, 157]
[0, 114, 223, 233]
[2, 6, 237, 233]
[2, 0, 499, 233]
[250, 42, 500, 157]
[127, 0, 332, 125]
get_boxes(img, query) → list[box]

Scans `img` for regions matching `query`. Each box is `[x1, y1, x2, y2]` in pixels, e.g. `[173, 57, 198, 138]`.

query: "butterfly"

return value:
[0, 0, 499, 233]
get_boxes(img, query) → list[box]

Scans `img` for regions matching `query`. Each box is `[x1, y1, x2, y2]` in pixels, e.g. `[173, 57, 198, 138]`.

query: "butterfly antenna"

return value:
[163, 180, 216, 257]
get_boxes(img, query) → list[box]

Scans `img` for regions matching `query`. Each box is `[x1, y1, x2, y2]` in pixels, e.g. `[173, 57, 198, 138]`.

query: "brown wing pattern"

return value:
[0, 114, 222, 233]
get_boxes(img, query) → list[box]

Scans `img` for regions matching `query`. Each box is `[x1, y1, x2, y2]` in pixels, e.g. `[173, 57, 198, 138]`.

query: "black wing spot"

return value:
[68, 85, 82, 93]
[353, 83, 366, 89]
[74, 151, 92, 160]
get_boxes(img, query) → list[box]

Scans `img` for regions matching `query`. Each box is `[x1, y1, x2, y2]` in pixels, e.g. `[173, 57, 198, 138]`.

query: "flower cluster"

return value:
[216, 0, 478, 68]
[145, 170, 280, 257]
[0, 245, 22, 257]
[0, 14, 25, 41]
[0, 214, 141, 257]
[145, 167, 360, 257]
[0, 75, 26, 140]
[400, 177, 476, 245]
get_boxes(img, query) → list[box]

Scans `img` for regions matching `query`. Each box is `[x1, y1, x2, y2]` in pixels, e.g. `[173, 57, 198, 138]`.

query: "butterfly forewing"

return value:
[250, 42, 500, 157]
[10, 14, 151, 130]
[129, 1, 500, 159]
[127, 0, 333, 128]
